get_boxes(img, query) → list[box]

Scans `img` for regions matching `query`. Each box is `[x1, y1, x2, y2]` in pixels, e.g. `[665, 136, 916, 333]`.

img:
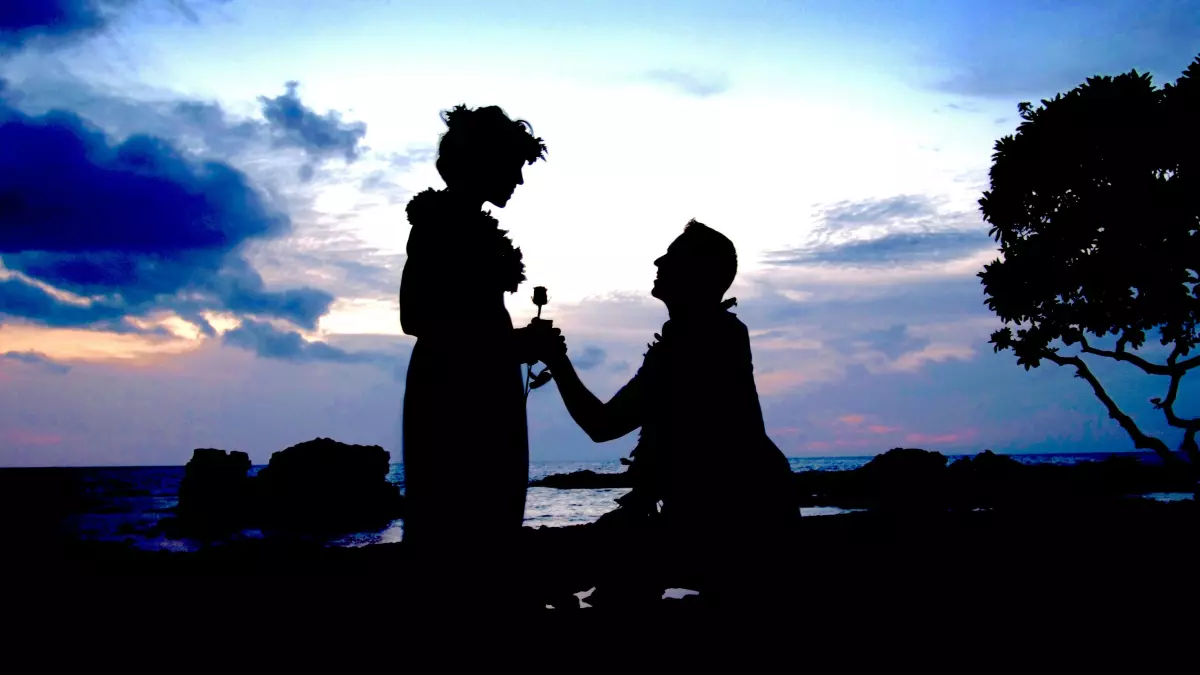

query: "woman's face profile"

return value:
[479, 154, 526, 208]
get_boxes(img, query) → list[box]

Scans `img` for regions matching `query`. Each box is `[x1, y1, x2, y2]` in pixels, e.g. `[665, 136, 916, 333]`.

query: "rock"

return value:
[947, 450, 1033, 507]
[255, 437, 404, 531]
[861, 447, 948, 475]
[177, 448, 252, 531]
[529, 469, 633, 489]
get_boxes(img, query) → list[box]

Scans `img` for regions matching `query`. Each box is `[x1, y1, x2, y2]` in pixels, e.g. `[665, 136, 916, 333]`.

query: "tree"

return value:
[979, 53, 1200, 468]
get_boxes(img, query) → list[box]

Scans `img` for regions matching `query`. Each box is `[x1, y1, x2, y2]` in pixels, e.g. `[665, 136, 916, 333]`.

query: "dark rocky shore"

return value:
[20, 499, 1200, 615]
[533, 448, 1199, 510]
[6, 446, 1197, 614]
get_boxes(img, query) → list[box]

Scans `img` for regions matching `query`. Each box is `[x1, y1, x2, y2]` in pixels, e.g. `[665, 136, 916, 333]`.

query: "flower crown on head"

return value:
[440, 104, 548, 165]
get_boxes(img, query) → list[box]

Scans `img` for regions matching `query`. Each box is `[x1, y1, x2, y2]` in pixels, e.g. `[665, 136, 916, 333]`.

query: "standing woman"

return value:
[399, 104, 552, 605]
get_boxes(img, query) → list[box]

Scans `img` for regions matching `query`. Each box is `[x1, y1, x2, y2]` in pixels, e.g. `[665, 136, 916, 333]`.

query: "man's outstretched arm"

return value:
[548, 354, 641, 444]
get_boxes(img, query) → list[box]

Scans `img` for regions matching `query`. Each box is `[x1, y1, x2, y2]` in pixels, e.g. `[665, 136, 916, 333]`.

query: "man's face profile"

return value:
[651, 236, 699, 302]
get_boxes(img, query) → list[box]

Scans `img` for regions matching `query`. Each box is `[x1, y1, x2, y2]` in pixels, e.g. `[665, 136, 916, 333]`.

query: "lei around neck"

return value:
[405, 188, 526, 293]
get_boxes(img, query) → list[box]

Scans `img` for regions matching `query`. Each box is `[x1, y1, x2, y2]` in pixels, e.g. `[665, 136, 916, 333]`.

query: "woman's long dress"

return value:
[399, 189, 529, 554]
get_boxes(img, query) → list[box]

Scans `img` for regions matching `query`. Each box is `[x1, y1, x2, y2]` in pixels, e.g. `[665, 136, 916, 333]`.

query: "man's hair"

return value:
[681, 219, 737, 297]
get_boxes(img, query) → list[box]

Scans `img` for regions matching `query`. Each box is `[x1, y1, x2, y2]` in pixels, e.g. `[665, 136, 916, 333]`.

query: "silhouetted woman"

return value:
[399, 105, 551, 604]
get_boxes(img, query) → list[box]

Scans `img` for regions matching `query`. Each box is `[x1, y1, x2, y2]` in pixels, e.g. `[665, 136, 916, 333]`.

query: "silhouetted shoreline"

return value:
[532, 448, 1197, 510]
[5, 446, 1196, 610]
[17, 499, 1198, 613]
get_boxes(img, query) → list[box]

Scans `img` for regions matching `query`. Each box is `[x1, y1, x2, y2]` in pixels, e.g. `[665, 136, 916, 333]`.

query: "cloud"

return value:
[906, 430, 979, 445]
[2, 350, 70, 373]
[2, 429, 63, 447]
[2, 72, 426, 217]
[0, 0, 228, 56]
[0, 275, 129, 329]
[771, 229, 996, 266]
[174, 82, 372, 167]
[257, 81, 367, 163]
[0, 0, 116, 54]
[838, 414, 865, 425]
[847, 325, 931, 361]
[644, 69, 730, 97]
[572, 345, 607, 370]
[0, 98, 336, 333]
[0, 108, 286, 254]
[815, 195, 940, 231]
[171, 99, 266, 155]
[765, 194, 995, 267]
[221, 319, 395, 366]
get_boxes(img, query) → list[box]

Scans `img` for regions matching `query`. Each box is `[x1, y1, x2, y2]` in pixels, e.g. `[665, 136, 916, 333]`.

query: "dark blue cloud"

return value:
[0, 105, 287, 254]
[815, 195, 939, 231]
[0, 276, 129, 328]
[644, 69, 730, 97]
[222, 319, 394, 366]
[258, 81, 367, 163]
[0, 99, 335, 332]
[573, 345, 607, 370]
[0, 0, 114, 54]
[851, 324, 931, 361]
[0, 1, 231, 55]
[213, 265, 334, 332]
[1, 350, 70, 374]
[765, 195, 995, 266]
[769, 229, 996, 266]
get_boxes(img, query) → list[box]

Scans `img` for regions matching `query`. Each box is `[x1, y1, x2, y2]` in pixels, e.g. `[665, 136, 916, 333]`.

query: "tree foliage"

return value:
[979, 54, 1200, 465]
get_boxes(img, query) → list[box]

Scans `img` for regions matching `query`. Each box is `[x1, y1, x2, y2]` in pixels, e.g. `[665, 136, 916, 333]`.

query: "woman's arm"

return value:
[399, 255, 432, 337]
[548, 353, 642, 443]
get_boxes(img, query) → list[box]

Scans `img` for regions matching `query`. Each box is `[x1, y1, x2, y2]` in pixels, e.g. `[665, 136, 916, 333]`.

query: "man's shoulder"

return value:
[713, 311, 751, 344]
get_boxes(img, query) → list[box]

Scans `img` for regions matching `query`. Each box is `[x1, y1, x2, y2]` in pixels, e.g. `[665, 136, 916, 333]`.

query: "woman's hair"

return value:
[435, 104, 547, 185]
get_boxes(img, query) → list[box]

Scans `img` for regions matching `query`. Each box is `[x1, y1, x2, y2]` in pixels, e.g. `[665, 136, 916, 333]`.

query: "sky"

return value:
[0, 0, 1198, 466]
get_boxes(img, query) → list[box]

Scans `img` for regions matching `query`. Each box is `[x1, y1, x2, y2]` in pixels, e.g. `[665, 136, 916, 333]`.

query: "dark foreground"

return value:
[10, 499, 1198, 616]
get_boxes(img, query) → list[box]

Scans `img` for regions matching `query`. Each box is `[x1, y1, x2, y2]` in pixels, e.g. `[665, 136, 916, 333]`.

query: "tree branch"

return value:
[1078, 335, 1173, 374]
[1183, 428, 1200, 467]
[1155, 342, 1200, 432]
[1041, 350, 1177, 463]
[1077, 335, 1200, 375]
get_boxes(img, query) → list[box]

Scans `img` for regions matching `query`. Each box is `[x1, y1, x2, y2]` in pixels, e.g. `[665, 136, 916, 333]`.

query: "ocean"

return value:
[4, 452, 1181, 553]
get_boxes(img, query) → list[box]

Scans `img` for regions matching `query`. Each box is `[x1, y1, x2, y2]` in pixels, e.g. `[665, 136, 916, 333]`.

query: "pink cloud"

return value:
[770, 426, 803, 436]
[868, 425, 900, 434]
[806, 441, 832, 451]
[837, 414, 865, 425]
[905, 429, 979, 445]
[4, 430, 64, 447]
[755, 370, 810, 396]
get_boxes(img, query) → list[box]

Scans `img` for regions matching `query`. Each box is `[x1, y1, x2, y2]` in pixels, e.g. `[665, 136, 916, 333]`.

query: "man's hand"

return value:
[533, 317, 568, 368]
[516, 318, 565, 366]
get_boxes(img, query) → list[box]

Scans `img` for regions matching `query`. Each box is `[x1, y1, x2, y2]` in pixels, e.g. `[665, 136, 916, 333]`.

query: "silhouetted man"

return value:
[543, 220, 798, 608]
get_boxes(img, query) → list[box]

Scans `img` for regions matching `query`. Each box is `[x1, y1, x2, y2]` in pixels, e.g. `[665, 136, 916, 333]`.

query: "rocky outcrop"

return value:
[527, 448, 1195, 514]
[256, 438, 404, 531]
[529, 469, 633, 489]
[177, 449, 252, 531]
[174, 439, 403, 535]
[792, 448, 1195, 510]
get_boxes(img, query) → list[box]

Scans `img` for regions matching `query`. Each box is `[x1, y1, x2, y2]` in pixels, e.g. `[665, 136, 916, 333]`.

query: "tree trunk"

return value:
[1042, 351, 1181, 466]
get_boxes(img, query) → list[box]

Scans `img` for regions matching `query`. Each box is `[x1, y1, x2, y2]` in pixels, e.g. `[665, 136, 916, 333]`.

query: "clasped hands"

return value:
[516, 317, 567, 368]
